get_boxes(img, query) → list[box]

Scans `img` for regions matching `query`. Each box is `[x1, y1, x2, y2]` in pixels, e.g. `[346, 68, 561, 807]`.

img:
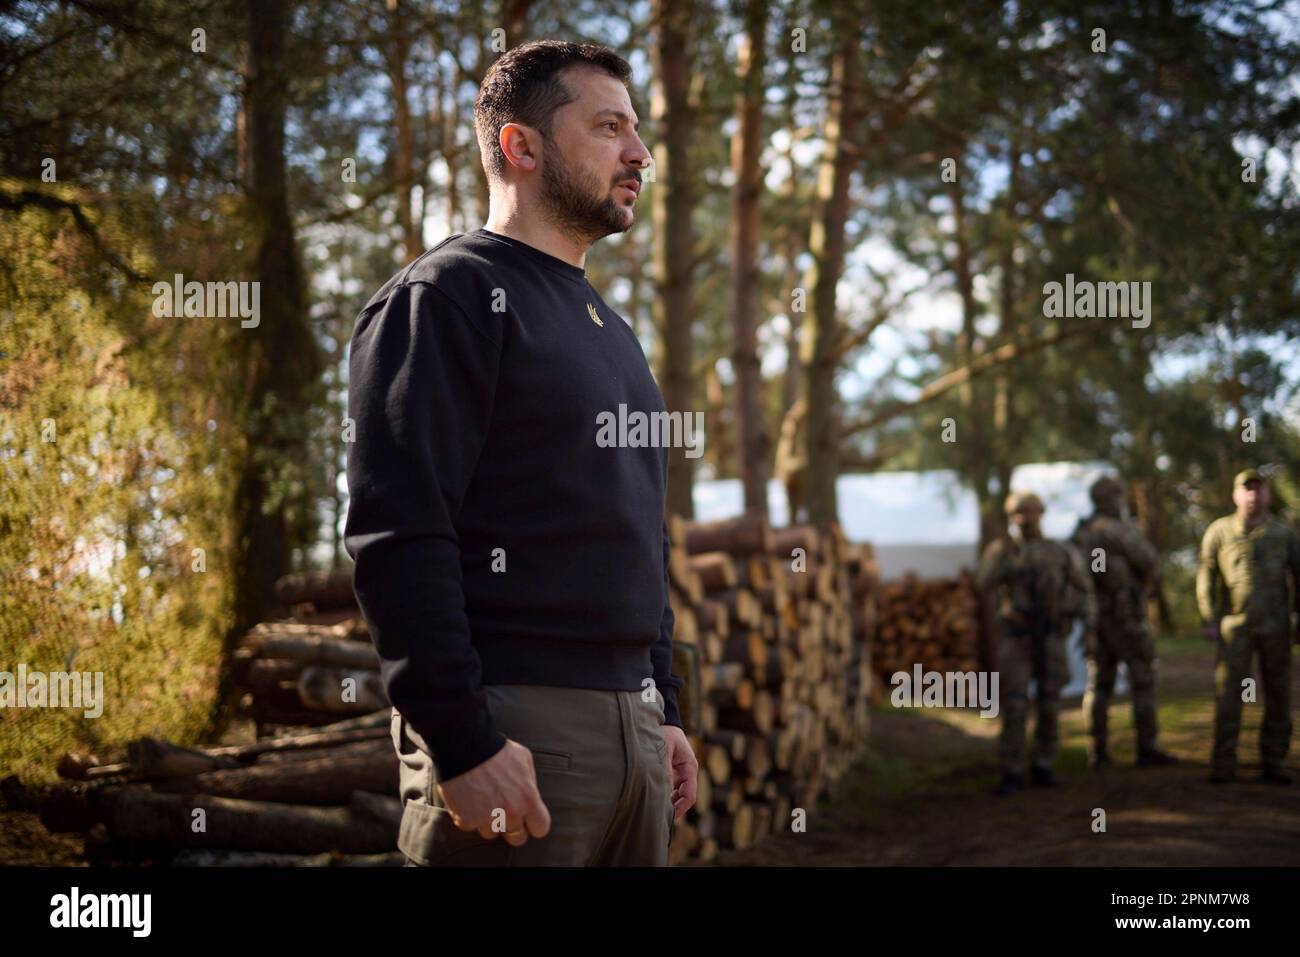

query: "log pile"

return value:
[231, 613, 386, 734]
[662, 515, 879, 864]
[41, 516, 883, 866]
[40, 710, 404, 865]
[869, 572, 981, 688]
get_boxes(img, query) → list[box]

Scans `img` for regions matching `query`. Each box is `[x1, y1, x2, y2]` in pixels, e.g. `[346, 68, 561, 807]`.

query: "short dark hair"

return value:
[475, 40, 632, 182]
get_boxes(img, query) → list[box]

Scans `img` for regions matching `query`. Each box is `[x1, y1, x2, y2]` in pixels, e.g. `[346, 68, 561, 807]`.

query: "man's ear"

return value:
[498, 122, 538, 173]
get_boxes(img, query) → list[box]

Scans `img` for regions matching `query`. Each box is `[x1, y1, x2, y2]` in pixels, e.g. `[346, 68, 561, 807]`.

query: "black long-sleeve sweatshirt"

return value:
[343, 227, 682, 782]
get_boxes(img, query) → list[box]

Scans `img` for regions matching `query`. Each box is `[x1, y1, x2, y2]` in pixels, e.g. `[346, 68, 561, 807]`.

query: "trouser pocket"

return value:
[399, 800, 516, 867]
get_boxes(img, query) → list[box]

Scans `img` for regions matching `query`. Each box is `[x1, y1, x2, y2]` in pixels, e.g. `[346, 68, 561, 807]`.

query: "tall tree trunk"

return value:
[503, 0, 533, 44]
[386, 0, 420, 263]
[229, 0, 322, 666]
[990, 139, 1021, 548]
[799, 23, 860, 524]
[465, 2, 534, 225]
[236, 43, 251, 187]
[445, 60, 463, 235]
[623, 227, 646, 340]
[468, 11, 491, 223]
[730, 0, 769, 518]
[706, 364, 729, 481]
[775, 64, 805, 508]
[422, 48, 444, 238]
[1124, 345, 1173, 630]
[651, 0, 698, 519]
[779, 158, 804, 416]
[946, 150, 999, 551]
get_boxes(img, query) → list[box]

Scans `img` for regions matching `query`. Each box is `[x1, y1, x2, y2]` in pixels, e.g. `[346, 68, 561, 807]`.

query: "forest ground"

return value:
[4, 636, 1297, 867]
[689, 635, 1300, 866]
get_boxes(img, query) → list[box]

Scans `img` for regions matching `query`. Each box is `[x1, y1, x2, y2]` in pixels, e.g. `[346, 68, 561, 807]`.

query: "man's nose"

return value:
[625, 138, 652, 171]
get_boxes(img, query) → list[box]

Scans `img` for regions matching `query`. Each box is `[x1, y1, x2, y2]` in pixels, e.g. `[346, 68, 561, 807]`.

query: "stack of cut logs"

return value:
[869, 572, 981, 687]
[39, 515, 881, 866]
[226, 571, 385, 733]
[39, 709, 404, 865]
[663, 514, 878, 864]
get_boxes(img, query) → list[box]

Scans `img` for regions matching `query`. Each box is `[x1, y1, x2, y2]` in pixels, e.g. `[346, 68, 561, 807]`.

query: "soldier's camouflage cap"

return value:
[1004, 491, 1045, 515]
[1234, 468, 1265, 488]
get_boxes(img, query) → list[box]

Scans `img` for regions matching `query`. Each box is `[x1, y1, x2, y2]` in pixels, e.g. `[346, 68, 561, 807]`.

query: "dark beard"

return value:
[538, 140, 631, 241]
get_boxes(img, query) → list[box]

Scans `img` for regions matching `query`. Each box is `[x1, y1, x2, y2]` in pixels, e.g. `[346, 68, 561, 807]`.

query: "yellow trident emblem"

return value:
[587, 303, 603, 327]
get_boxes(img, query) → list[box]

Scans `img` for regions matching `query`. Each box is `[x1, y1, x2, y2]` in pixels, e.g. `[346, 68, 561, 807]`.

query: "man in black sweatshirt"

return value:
[344, 40, 698, 866]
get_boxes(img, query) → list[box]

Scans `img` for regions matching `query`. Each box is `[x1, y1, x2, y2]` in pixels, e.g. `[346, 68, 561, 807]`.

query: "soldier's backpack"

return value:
[1057, 542, 1092, 622]
[1071, 515, 1133, 597]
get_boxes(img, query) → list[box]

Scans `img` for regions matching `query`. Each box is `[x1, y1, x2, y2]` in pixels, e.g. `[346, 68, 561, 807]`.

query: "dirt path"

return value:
[691, 640, 1300, 866]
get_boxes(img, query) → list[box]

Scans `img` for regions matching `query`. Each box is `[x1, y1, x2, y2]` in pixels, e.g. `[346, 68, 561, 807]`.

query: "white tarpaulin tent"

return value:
[692, 461, 1127, 697]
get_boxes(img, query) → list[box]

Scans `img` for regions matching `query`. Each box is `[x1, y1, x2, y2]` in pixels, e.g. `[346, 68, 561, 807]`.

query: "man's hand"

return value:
[660, 724, 698, 820]
[1202, 621, 1221, 643]
[435, 740, 551, 847]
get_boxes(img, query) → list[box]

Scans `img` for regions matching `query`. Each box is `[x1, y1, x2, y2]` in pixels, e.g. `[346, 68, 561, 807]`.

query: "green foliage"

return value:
[0, 181, 232, 783]
[864, 1, 1300, 559]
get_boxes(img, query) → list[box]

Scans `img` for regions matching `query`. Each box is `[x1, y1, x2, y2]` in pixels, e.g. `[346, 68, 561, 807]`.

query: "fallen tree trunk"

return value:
[149, 741, 397, 804]
[96, 789, 398, 854]
[253, 633, 380, 670]
[684, 515, 772, 556]
[297, 666, 388, 713]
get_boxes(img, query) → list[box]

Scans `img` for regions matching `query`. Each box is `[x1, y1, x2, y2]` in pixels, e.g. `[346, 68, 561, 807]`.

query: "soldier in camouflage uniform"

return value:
[977, 491, 1097, 795]
[1197, 468, 1300, 784]
[1072, 476, 1178, 769]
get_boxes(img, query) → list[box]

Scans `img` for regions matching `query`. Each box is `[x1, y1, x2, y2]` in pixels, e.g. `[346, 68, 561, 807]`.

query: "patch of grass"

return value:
[835, 708, 1007, 812]
[1155, 632, 1215, 659]
[843, 743, 922, 798]
[844, 641, 1226, 803]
